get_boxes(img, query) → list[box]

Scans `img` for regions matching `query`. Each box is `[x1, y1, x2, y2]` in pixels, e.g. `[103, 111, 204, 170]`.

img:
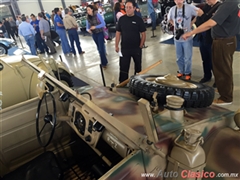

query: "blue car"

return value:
[0, 38, 17, 55]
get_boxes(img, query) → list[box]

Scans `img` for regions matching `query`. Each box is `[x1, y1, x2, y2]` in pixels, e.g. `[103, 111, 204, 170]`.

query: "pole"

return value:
[100, 64, 106, 87]
[18, 36, 24, 49]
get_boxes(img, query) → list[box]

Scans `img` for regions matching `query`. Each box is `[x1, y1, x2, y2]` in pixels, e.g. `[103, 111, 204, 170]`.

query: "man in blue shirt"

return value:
[18, 16, 36, 55]
[54, 7, 72, 55]
[30, 14, 49, 54]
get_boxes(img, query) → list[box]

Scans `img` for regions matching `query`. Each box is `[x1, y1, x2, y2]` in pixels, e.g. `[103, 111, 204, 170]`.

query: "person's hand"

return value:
[90, 26, 96, 30]
[41, 35, 44, 39]
[88, 30, 92, 34]
[115, 46, 119, 53]
[139, 44, 143, 49]
[182, 31, 193, 40]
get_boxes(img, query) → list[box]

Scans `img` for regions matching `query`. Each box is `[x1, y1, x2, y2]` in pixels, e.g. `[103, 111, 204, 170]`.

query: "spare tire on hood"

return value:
[129, 74, 215, 108]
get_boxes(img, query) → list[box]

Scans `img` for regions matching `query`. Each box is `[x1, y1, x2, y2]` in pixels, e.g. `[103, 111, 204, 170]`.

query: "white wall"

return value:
[17, 0, 41, 16]
[42, 0, 63, 14]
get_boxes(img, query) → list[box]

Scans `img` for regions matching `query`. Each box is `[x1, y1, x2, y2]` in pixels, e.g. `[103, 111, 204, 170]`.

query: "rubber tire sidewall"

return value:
[48, 72, 73, 91]
[129, 74, 215, 108]
[0, 44, 8, 55]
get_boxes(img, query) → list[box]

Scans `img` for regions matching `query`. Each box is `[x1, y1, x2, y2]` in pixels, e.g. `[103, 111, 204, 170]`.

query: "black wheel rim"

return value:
[36, 91, 56, 147]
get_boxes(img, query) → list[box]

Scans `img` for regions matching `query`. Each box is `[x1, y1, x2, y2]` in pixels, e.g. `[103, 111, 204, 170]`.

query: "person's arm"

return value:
[191, 17, 197, 26]
[55, 16, 64, 27]
[57, 22, 64, 27]
[196, 7, 203, 17]
[182, 19, 217, 39]
[38, 21, 44, 38]
[86, 20, 92, 33]
[115, 31, 121, 52]
[148, 0, 154, 10]
[30, 24, 36, 35]
[167, 7, 173, 26]
[18, 25, 22, 36]
[139, 32, 146, 48]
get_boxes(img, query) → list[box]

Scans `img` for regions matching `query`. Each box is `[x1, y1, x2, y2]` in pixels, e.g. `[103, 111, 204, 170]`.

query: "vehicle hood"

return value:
[0, 38, 15, 45]
[0, 55, 39, 64]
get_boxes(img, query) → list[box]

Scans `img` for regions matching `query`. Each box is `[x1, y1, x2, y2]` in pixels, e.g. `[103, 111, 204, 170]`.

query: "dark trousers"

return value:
[6, 29, 15, 41]
[119, 48, 142, 83]
[68, 29, 83, 55]
[11, 26, 18, 37]
[35, 32, 49, 53]
[199, 40, 212, 80]
[43, 31, 56, 53]
[212, 36, 237, 102]
[92, 32, 108, 66]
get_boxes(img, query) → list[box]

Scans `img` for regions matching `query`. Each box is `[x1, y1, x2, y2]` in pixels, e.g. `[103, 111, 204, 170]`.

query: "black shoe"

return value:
[199, 78, 211, 83]
[212, 82, 216, 88]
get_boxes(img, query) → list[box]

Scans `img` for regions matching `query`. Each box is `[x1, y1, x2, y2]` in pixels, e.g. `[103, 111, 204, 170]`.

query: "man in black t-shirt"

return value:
[183, 0, 240, 105]
[195, 0, 221, 83]
[115, 0, 146, 83]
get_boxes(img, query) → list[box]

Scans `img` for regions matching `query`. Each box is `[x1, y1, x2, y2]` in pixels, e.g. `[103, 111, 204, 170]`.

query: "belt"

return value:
[213, 36, 235, 40]
[67, 28, 76, 30]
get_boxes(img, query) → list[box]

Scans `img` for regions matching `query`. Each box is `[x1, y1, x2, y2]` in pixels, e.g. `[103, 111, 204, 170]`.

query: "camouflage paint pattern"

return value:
[77, 86, 239, 180]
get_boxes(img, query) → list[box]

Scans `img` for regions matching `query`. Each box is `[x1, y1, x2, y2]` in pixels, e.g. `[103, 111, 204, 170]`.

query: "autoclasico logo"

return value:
[181, 170, 215, 178]
[157, 170, 216, 178]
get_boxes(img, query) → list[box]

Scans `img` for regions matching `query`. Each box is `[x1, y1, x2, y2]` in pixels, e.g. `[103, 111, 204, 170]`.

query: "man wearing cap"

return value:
[63, 8, 85, 55]
[18, 16, 36, 55]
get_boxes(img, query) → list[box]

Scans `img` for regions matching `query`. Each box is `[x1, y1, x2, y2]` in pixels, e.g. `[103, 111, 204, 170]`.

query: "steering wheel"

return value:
[36, 91, 56, 147]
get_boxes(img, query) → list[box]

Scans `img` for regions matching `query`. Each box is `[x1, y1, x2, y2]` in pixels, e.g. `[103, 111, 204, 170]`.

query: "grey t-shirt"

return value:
[168, 4, 198, 41]
[211, 0, 240, 38]
[39, 18, 50, 33]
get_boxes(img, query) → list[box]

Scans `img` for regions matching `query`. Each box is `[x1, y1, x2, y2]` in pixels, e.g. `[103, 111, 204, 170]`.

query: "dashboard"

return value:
[66, 101, 131, 158]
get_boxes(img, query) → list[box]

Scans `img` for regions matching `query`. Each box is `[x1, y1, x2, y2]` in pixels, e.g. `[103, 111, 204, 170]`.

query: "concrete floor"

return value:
[16, 26, 240, 112]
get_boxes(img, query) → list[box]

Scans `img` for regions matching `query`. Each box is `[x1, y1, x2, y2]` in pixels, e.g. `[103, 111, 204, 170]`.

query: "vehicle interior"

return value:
[0, 57, 240, 180]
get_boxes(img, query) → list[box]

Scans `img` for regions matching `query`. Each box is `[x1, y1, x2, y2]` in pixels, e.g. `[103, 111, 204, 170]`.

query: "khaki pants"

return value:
[43, 31, 56, 53]
[212, 36, 237, 102]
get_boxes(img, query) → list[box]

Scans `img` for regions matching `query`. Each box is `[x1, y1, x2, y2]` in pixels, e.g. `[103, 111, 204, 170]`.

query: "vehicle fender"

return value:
[47, 58, 73, 76]
[0, 41, 10, 48]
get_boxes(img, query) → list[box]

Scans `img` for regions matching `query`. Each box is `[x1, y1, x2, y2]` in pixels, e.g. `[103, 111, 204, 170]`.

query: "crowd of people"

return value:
[0, 0, 240, 105]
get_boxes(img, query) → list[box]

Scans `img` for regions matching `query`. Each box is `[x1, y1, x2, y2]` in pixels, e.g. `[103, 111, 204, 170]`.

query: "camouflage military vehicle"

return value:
[0, 57, 239, 180]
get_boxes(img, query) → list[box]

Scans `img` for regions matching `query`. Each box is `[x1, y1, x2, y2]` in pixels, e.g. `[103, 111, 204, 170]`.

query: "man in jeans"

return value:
[18, 16, 36, 55]
[38, 13, 56, 55]
[168, 0, 203, 80]
[30, 14, 49, 54]
[183, 0, 240, 105]
[63, 8, 85, 55]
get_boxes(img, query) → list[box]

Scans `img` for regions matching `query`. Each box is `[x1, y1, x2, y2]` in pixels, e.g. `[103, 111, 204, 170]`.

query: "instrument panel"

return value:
[67, 102, 130, 158]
